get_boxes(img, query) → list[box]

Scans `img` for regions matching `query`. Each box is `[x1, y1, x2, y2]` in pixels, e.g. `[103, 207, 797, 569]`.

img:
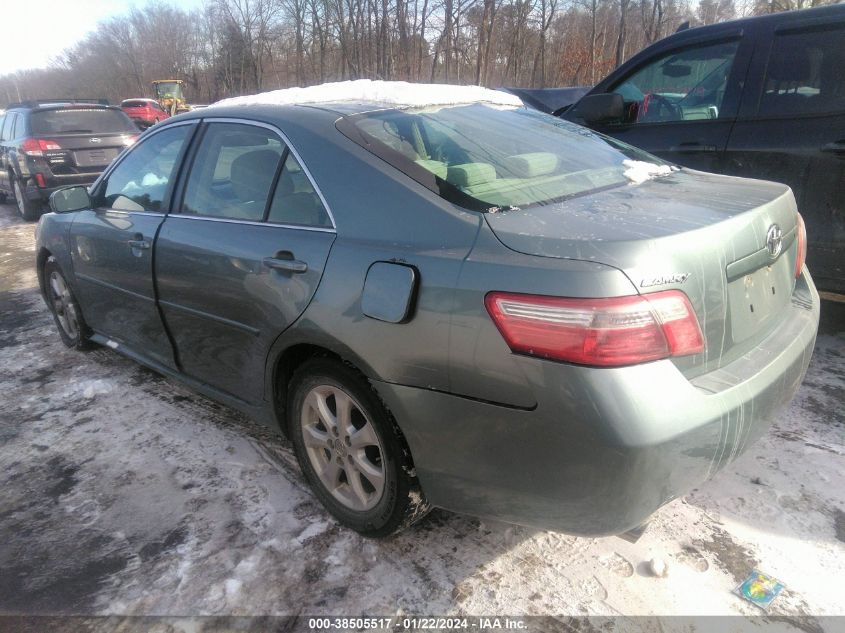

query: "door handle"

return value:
[821, 141, 845, 154]
[669, 142, 717, 153]
[128, 234, 150, 250]
[263, 256, 307, 274]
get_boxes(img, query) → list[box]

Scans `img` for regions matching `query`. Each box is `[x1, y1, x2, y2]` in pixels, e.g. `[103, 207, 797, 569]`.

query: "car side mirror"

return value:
[573, 93, 625, 125]
[50, 186, 92, 214]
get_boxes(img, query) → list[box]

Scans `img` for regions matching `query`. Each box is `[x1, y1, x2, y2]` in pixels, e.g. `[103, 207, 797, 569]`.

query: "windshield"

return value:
[339, 104, 670, 211]
[31, 108, 136, 135]
[155, 83, 183, 99]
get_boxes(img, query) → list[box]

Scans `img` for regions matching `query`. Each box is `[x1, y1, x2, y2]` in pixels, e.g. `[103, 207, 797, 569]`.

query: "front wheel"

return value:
[14, 179, 40, 221]
[44, 257, 92, 350]
[287, 358, 429, 537]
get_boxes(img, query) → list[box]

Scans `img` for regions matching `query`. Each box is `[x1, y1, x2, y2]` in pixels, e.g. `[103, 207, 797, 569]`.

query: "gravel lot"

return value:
[1, 201, 843, 629]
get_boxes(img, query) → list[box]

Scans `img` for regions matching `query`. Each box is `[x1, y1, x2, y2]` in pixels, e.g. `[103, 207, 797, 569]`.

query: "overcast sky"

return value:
[2, 0, 205, 76]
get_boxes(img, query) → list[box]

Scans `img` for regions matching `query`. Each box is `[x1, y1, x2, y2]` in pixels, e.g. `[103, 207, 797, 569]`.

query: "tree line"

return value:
[0, 0, 837, 107]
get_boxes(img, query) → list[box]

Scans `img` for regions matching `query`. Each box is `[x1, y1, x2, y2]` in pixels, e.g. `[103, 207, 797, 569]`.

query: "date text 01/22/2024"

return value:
[308, 617, 528, 629]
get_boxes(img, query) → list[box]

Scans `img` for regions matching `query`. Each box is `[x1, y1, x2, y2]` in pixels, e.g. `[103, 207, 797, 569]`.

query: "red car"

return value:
[120, 98, 169, 129]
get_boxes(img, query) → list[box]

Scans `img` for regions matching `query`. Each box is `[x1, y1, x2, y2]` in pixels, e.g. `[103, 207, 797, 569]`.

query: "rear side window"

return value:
[122, 100, 149, 108]
[11, 114, 24, 139]
[96, 125, 191, 213]
[182, 123, 283, 221]
[759, 26, 845, 116]
[30, 108, 136, 135]
[267, 153, 332, 227]
[1, 114, 16, 141]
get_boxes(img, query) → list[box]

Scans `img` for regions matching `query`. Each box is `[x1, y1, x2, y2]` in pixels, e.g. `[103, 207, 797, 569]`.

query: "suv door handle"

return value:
[669, 142, 717, 153]
[821, 141, 845, 154]
[263, 256, 307, 274]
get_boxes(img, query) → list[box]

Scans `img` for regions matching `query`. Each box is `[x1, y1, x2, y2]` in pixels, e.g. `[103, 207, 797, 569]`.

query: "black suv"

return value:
[0, 101, 138, 220]
[563, 4, 845, 295]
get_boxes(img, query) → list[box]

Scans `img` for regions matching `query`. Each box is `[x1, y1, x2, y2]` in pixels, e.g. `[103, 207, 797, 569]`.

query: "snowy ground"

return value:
[1, 201, 844, 630]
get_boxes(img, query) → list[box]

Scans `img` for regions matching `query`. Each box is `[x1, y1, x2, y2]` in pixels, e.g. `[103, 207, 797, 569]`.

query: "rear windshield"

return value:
[122, 100, 151, 108]
[30, 108, 136, 135]
[339, 104, 670, 211]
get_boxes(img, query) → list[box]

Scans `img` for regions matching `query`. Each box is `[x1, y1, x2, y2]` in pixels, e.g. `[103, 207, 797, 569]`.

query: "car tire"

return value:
[44, 256, 92, 350]
[14, 178, 40, 221]
[287, 358, 429, 537]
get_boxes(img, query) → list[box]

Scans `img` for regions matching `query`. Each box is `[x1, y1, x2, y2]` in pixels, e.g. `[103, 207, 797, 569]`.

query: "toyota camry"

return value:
[36, 80, 819, 537]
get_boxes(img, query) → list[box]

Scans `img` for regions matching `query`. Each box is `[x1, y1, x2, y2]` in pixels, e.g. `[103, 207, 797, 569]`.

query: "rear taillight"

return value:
[795, 212, 807, 279]
[34, 173, 46, 188]
[21, 138, 62, 156]
[485, 290, 705, 367]
[123, 134, 139, 147]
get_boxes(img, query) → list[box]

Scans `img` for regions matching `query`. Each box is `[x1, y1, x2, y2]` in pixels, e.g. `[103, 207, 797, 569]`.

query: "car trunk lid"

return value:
[484, 169, 801, 377]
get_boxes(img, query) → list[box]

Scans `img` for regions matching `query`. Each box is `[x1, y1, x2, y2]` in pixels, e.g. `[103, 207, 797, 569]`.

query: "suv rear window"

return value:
[339, 104, 669, 211]
[122, 100, 151, 108]
[30, 108, 136, 135]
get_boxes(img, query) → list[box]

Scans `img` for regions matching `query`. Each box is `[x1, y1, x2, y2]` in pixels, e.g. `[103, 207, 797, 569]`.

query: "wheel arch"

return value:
[36, 247, 53, 300]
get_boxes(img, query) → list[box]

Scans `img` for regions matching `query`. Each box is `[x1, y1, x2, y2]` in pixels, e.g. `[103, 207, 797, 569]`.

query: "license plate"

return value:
[73, 148, 119, 168]
[727, 255, 792, 343]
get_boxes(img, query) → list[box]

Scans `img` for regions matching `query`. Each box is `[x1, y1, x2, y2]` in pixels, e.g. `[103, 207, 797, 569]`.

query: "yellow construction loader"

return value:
[151, 79, 190, 115]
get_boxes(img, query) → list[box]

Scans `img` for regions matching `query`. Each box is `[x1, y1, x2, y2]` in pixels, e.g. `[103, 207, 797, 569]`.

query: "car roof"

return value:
[200, 80, 523, 116]
[6, 101, 115, 112]
[656, 3, 845, 45]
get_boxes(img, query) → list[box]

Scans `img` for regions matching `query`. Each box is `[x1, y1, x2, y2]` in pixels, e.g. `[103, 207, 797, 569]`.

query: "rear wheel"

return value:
[44, 257, 92, 350]
[287, 358, 429, 537]
[14, 179, 40, 221]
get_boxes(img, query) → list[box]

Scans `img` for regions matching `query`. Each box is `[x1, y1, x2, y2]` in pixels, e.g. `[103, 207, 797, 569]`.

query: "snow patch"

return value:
[622, 159, 674, 184]
[295, 520, 330, 544]
[210, 79, 523, 110]
[63, 378, 116, 399]
[224, 579, 242, 596]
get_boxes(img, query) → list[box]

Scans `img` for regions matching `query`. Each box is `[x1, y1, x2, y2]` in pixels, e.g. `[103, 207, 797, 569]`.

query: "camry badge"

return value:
[766, 224, 783, 258]
[640, 272, 690, 288]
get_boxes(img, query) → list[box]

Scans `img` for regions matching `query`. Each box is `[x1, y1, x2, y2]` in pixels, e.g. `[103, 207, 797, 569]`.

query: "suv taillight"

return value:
[485, 290, 705, 367]
[795, 212, 807, 279]
[21, 138, 62, 156]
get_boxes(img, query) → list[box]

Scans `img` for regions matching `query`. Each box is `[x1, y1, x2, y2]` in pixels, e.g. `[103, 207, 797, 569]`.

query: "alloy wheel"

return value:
[300, 385, 386, 511]
[49, 271, 80, 340]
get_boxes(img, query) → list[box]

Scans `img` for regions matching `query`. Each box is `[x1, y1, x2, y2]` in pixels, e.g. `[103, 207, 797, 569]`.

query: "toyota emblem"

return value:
[89, 137, 103, 144]
[766, 224, 783, 259]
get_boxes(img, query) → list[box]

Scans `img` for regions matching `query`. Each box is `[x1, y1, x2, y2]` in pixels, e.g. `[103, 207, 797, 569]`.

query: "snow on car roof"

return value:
[209, 79, 524, 110]
[121, 98, 158, 104]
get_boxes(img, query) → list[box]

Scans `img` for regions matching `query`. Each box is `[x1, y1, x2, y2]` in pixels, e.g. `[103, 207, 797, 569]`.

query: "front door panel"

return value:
[71, 210, 172, 365]
[67, 123, 195, 367]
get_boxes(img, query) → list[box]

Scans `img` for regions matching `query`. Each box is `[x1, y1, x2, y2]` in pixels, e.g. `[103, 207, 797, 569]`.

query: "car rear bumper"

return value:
[374, 270, 819, 536]
[24, 174, 101, 202]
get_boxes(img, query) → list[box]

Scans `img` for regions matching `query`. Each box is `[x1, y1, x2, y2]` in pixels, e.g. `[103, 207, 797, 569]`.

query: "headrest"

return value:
[503, 152, 559, 178]
[230, 149, 281, 203]
[447, 162, 497, 188]
[415, 159, 448, 180]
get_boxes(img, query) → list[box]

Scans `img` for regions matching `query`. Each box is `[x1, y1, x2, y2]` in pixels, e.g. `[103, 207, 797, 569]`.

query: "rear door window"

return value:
[181, 123, 284, 221]
[95, 125, 192, 213]
[612, 40, 740, 123]
[2, 113, 16, 141]
[11, 113, 24, 139]
[267, 153, 332, 227]
[759, 25, 845, 116]
[30, 108, 136, 135]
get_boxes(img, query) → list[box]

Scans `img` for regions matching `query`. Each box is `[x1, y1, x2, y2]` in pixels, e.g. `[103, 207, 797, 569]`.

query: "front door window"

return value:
[612, 41, 739, 124]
